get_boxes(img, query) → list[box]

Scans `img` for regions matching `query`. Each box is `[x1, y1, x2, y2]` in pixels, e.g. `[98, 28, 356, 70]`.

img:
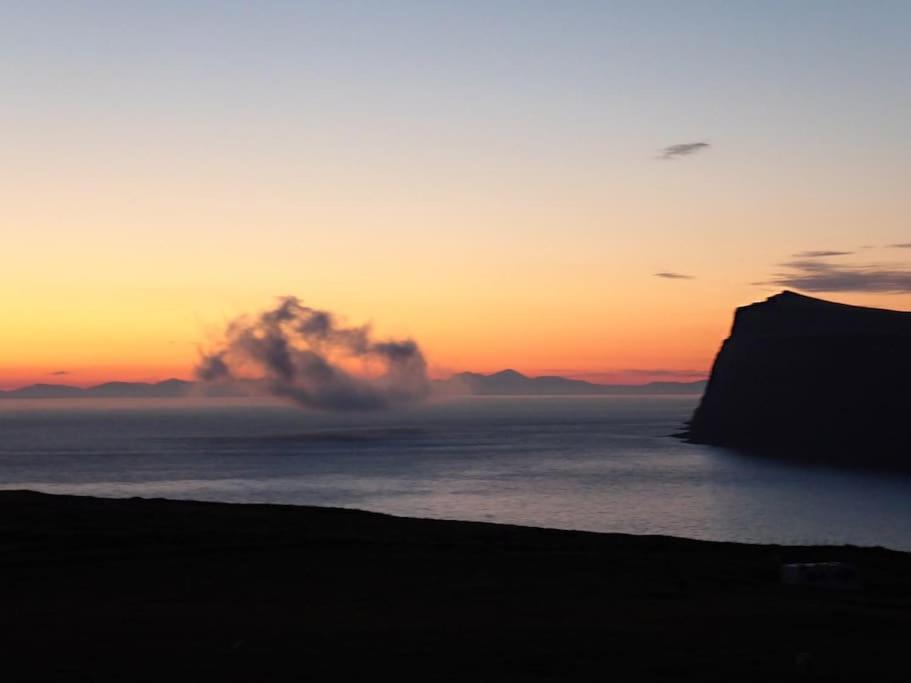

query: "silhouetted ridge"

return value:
[0, 379, 193, 399]
[1, 373, 706, 399]
[730, 290, 911, 337]
[442, 371, 705, 395]
[686, 291, 911, 468]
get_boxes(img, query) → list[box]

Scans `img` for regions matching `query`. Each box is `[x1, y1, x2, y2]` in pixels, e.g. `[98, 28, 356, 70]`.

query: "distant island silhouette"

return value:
[0, 378, 195, 399]
[438, 369, 705, 395]
[685, 291, 911, 469]
[0, 372, 706, 399]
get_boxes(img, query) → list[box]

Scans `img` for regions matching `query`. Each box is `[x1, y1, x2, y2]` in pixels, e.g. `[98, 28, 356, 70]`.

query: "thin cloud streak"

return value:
[657, 142, 710, 160]
[792, 250, 853, 258]
[654, 272, 694, 280]
[765, 260, 911, 293]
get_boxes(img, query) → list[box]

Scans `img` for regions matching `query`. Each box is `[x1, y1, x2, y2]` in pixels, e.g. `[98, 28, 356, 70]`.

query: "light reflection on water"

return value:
[1, 395, 909, 550]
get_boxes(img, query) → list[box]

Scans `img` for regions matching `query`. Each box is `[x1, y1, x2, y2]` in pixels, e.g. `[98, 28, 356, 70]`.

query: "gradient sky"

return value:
[3, 1, 910, 388]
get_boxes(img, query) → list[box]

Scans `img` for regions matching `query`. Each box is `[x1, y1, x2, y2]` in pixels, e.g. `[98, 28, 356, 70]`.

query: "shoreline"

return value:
[2, 490, 910, 681]
[4, 485, 910, 552]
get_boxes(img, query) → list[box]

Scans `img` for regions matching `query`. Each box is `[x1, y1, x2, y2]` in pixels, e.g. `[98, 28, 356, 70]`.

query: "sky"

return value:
[2, 1, 910, 388]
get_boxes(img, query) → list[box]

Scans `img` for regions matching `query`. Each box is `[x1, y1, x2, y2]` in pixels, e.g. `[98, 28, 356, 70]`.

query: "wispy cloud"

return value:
[765, 260, 911, 293]
[49, 370, 69, 376]
[654, 271, 694, 280]
[889, 243, 911, 248]
[792, 250, 853, 258]
[657, 142, 710, 160]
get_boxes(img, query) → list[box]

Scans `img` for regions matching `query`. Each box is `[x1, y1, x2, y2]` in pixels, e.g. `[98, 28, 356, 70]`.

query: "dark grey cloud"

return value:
[196, 297, 430, 411]
[765, 260, 911, 293]
[792, 250, 854, 258]
[658, 142, 710, 160]
[889, 243, 911, 248]
[654, 272, 694, 280]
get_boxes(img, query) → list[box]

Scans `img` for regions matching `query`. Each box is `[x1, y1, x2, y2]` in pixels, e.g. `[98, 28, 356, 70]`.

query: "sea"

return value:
[1, 395, 909, 550]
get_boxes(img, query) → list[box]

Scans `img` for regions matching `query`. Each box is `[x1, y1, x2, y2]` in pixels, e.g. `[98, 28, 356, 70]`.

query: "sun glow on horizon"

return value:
[3, 3, 910, 390]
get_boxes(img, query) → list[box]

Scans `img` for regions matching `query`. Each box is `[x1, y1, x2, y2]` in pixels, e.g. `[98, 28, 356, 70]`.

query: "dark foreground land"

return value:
[1, 492, 909, 681]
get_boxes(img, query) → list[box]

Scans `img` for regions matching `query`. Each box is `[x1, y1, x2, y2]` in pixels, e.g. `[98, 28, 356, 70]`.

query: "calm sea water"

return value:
[1, 395, 909, 550]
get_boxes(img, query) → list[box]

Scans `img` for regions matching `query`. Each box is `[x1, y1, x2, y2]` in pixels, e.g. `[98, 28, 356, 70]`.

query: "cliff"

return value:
[686, 291, 911, 467]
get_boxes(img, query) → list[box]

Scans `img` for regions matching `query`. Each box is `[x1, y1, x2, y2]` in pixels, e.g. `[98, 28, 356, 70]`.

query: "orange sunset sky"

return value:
[3, 3, 910, 389]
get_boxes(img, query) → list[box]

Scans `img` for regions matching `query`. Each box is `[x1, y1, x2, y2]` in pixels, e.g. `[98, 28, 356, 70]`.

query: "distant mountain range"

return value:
[0, 379, 195, 399]
[0, 371, 706, 400]
[437, 369, 706, 395]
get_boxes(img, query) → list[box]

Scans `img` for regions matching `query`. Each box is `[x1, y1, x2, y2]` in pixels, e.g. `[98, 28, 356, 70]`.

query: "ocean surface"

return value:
[1, 395, 909, 550]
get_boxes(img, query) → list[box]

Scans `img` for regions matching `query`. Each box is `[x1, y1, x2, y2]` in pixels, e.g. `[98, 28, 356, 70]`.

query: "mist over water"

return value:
[1, 396, 909, 550]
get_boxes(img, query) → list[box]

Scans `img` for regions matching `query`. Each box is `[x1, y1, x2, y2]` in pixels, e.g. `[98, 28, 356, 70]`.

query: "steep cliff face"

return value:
[686, 291, 911, 466]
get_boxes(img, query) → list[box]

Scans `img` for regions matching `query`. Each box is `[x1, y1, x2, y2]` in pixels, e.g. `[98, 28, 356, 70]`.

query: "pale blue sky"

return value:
[6, 1, 909, 163]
